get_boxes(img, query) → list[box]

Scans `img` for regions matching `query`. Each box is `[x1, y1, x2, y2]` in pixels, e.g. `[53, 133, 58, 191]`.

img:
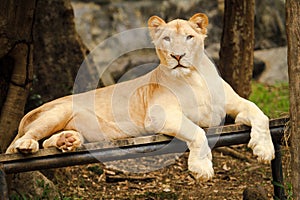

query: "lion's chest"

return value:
[172, 74, 226, 127]
[183, 97, 225, 128]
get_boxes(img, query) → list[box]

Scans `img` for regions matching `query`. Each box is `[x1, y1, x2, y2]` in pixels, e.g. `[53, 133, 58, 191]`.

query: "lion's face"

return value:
[148, 13, 209, 76]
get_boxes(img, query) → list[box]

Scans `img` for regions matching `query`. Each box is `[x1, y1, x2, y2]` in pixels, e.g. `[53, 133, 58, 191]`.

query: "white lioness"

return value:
[6, 13, 274, 180]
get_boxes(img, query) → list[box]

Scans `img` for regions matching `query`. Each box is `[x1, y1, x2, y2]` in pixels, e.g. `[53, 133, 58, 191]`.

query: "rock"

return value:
[71, 0, 286, 50]
[253, 57, 266, 80]
[255, 0, 286, 49]
[205, 44, 287, 84]
[9, 171, 60, 199]
[108, 49, 158, 83]
[243, 186, 269, 200]
[71, 0, 222, 50]
[71, 0, 287, 85]
[254, 47, 288, 84]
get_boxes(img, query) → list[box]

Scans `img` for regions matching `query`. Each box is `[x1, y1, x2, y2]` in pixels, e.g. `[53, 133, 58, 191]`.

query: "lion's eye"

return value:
[163, 36, 171, 42]
[186, 35, 194, 40]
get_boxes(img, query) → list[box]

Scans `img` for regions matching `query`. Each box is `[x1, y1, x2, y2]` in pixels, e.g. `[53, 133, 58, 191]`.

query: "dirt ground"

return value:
[46, 144, 291, 200]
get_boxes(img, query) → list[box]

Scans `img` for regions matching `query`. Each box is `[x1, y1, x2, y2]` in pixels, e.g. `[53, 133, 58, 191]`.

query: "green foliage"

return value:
[249, 82, 289, 118]
[36, 179, 52, 199]
[87, 165, 103, 175]
[285, 182, 293, 200]
[9, 194, 28, 200]
[272, 181, 293, 200]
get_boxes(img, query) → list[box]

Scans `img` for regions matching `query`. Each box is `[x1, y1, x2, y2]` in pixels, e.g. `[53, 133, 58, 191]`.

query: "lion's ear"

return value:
[189, 13, 209, 34]
[148, 16, 166, 39]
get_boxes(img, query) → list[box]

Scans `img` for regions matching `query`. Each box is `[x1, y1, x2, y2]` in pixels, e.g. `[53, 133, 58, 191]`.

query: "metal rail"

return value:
[0, 117, 288, 199]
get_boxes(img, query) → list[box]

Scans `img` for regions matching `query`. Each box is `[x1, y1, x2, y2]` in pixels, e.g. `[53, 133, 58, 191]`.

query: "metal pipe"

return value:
[1, 126, 284, 174]
[272, 143, 286, 200]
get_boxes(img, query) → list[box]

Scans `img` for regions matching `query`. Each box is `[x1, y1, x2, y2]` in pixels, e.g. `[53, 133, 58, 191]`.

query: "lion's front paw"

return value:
[13, 138, 39, 154]
[55, 131, 82, 152]
[248, 138, 275, 164]
[188, 157, 214, 181]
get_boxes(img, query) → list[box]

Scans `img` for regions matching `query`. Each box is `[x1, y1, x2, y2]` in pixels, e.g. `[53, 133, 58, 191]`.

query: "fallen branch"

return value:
[215, 146, 255, 163]
[106, 175, 156, 183]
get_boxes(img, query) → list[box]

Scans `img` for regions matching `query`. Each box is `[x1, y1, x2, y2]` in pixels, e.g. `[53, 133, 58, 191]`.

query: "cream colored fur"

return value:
[6, 13, 275, 180]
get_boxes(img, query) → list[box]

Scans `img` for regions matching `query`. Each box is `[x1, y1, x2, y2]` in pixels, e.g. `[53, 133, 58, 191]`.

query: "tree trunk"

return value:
[219, 0, 255, 99]
[0, 0, 88, 198]
[0, 0, 35, 153]
[286, 0, 300, 199]
[0, 1, 58, 199]
[27, 0, 89, 111]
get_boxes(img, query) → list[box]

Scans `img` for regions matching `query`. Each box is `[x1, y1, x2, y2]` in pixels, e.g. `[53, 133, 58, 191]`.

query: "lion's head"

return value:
[148, 13, 209, 76]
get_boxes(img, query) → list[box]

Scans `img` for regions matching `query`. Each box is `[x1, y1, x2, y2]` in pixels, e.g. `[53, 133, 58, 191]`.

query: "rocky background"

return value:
[71, 0, 288, 85]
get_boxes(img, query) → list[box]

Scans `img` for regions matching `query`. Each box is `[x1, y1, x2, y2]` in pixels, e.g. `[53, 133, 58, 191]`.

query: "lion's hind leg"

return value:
[6, 100, 74, 154]
[43, 130, 84, 152]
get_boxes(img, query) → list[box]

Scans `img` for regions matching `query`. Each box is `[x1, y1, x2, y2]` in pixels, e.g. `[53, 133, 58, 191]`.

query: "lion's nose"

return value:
[171, 53, 186, 61]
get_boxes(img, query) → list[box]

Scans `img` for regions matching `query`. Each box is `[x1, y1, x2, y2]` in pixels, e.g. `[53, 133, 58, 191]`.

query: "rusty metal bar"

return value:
[0, 126, 285, 174]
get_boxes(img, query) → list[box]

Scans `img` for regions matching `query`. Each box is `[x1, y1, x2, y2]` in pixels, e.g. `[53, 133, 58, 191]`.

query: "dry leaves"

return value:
[52, 145, 275, 199]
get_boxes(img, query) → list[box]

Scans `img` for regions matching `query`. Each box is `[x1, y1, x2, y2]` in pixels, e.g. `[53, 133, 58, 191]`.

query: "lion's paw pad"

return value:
[56, 131, 82, 152]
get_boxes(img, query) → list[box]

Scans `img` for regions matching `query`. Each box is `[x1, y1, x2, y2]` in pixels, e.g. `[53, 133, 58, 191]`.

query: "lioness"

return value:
[6, 13, 274, 180]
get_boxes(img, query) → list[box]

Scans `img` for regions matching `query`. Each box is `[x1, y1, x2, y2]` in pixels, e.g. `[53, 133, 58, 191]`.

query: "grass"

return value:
[249, 81, 289, 118]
